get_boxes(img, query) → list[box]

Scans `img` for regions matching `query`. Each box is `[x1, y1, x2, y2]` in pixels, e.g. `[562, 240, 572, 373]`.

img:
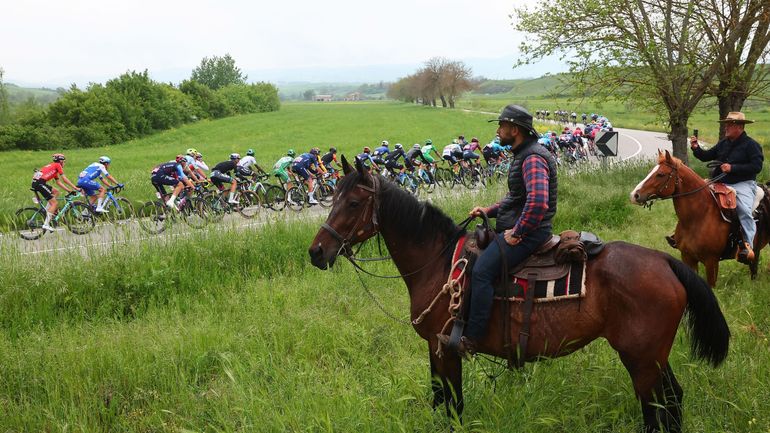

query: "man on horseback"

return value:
[438, 104, 558, 356]
[689, 112, 764, 263]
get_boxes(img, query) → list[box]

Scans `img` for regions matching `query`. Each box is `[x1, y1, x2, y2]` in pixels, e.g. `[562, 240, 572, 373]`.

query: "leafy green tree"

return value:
[303, 89, 316, 100]
[190, 54, 247, 90]
[514, 0, 766, 163]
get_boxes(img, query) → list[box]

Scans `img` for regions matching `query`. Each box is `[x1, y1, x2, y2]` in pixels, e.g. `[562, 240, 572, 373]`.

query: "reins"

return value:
[642, 161, 727, 209]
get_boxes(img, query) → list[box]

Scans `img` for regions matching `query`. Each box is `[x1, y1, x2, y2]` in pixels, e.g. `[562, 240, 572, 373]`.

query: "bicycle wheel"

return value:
[137, 201, 168, 234]
[203, 192, 226, 222]
[237, 190, 261, 218]
[263, 185, 286, 211]
[14, 207, 46, 240]
[317, 183, 335, 208]
[181, 197, 210, 229]
[106, 197, 134, 225]
[286, 187, 305, 212]
[63, 201, 96, 234]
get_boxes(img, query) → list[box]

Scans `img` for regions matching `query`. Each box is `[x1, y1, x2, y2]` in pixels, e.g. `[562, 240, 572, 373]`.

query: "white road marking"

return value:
[620, 133, 643, 161]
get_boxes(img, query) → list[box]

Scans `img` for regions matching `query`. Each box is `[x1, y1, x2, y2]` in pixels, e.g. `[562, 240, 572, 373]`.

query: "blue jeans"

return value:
[730, 180, 757, 245]
[465, 228, 552, 340]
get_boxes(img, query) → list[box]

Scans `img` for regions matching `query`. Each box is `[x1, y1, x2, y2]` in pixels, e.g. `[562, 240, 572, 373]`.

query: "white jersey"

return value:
[442, 144, 462, 156]
[193, 159, 209, 171]
[238, 155, 257, 170]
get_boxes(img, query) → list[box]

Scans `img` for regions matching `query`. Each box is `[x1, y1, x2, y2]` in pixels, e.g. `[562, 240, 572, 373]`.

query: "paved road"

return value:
[2, 124, 675, 256]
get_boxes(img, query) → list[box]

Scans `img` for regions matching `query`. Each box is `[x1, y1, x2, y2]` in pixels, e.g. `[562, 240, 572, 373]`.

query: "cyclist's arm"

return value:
[58, 174, 78, 192]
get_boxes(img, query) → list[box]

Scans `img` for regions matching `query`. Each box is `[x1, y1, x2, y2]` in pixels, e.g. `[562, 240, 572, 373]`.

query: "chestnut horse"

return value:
[309, 156, 730, 433]
[630, 150, 769, 287]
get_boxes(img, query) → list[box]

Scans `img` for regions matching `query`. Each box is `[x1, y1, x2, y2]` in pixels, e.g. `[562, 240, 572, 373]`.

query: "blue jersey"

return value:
[292, 153, 317, 170]
[373, 146, 390, 157]
[78, 162, 109, 181]
[152, 161, 187, 180]
[357, 153, 376, 166]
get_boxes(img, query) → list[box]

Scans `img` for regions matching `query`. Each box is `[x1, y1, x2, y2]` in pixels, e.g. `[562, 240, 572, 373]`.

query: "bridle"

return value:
[321, 174, 381, 259]
[641, 161, 726, 209]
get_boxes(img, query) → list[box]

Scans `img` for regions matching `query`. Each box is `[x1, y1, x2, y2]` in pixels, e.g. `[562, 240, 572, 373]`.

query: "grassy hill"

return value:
[5, 83, 62, 105]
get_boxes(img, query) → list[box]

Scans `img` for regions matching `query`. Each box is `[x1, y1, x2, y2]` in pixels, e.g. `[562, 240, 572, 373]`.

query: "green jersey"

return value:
[274, 156, 293, 171]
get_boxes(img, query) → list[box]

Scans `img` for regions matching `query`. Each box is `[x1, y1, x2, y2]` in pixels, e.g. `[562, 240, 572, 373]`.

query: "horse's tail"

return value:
[668, 257, 730, 367]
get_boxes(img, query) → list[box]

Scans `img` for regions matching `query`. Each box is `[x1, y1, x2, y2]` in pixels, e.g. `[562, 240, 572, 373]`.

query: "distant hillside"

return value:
[472, 74, 576, 98]
[277, 82, 388, 101]
[5, 83, 63, 105]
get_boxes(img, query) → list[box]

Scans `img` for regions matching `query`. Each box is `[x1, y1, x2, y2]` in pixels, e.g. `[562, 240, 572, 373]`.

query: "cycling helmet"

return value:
[458, 135, 465, 140]
[186, 148, 198, 156]
[195, 152, 203, 159]
[471, 137, 478, 143]
[230, 153, 241, 160]
[329, 147, 337, 153]
[52, 153, 66, 162]
[246, 148, 255, 156]
[394, 143, 403, 150]
[381, 140, 389, 146]
[175, 155, 186, 164]
[413, 143, 421, 149]
[310, 148, 320, 156]
[425, 139, 432, 145]
[363, 146, 371, 154]
[98, 156, 111, 165]
[287, 149, 296, 157]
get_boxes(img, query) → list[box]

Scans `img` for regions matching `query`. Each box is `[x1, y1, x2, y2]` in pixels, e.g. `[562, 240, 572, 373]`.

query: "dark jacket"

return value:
[495, 137, 558, 233]
[692, 131, 763, 184]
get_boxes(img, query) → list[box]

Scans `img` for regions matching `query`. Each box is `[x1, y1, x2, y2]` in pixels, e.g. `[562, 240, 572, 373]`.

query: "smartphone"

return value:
[693, 129, 699, 138]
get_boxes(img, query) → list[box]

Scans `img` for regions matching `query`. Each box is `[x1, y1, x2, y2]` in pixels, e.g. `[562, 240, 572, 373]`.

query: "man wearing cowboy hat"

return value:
[691, 111, 764, 263]
[437, 104, 558, 357]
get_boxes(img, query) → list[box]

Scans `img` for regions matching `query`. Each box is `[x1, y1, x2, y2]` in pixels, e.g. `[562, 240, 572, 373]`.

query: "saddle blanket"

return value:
[497, 262, 587, 303]
[451, 233, 588, 304]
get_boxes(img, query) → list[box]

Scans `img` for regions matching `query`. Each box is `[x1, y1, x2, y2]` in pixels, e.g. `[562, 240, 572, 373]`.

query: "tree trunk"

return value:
[717, 86, 748, 140]
[439, 95, 447, 108]
[669, 115, 690, 165]
[449, 95, 455, 108]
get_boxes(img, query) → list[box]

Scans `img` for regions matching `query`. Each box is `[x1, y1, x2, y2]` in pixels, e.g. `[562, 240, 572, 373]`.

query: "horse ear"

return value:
[664, 150, 672, 163]
[354, 156, 366, 174]
[341, 155, 353, 175]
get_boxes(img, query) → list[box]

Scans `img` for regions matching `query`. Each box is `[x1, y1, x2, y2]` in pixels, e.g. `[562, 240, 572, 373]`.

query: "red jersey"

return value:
[33, 162, 64, 182]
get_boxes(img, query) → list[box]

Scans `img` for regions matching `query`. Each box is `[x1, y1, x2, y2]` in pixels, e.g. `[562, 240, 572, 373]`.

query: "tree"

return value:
[0, 68, 9, 125]
[514, 0, 766, 163]
[700, 0, 770, 139]
[303, 89, 316, 101]
[190, 54, 247, 90]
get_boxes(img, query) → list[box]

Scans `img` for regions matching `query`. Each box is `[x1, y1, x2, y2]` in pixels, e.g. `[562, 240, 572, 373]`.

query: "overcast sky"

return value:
[2, 0, 563, 87]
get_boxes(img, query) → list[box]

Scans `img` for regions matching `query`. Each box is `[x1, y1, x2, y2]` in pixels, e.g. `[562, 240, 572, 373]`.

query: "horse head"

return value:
[630, 150, 682, 205]
[309, 155, 381, 269]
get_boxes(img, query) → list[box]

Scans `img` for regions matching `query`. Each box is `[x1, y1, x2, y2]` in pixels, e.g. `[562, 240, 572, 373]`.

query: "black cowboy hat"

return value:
[489, 104, 538, 137]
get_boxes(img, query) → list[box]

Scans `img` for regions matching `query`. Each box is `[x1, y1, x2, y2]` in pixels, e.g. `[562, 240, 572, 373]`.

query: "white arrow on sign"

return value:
[595, 131, 619, 157]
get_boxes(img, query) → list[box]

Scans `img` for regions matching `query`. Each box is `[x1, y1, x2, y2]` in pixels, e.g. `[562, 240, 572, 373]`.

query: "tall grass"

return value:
[1, 161, 769, 432]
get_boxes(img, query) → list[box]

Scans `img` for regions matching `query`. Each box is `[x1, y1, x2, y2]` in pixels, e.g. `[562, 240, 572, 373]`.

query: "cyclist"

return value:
[581, 113, 587, 124]
[420, 139, 441, 172]
[32, 153, 79, 232]
[292, 149, 321, 204]
[405, 143, 432, 182]
[462, 137, 482, 168]
[321, 147, 341, 178]
[210, 153, 242, 205]
[384, 143, 406, 182]
[193, 151, 209, 173]
[77, 156, 123, 214]
[356, 147, 380, 172]
[151, 155, 195, 209]
[373, 140, 390, 166]
[237, 148, 266, 178]
[273, 149, 296, 188]
[183, 148, 206, 183]
[442, 140, 464, 171]
[483, 139, 506, 165]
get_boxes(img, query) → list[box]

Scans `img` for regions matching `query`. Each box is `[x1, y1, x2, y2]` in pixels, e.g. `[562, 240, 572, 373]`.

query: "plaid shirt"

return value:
[488, 154, 550, 238]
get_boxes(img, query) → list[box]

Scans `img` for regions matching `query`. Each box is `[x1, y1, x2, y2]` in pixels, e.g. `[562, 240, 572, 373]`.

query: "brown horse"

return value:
[309, 156, 730, 433]
[630, 150, 768, 287]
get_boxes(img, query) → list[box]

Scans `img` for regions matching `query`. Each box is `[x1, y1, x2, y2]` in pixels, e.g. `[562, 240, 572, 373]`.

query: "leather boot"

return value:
[737, 242, 755, 264]
[665, 234, 677, 249]
[436, 334, 477, 358]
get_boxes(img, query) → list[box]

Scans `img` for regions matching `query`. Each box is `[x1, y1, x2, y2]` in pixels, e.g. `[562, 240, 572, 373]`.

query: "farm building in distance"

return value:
[314, 94, 333, 102]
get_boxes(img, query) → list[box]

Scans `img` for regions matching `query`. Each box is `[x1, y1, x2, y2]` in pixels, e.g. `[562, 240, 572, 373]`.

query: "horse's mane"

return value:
[658, 152, 684, 167]
[337, 172, 463, 242]
[657, 152, 702, 181]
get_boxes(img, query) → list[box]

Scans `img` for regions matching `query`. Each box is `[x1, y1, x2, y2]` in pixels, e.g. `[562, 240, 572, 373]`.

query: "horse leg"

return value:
[429, 348, 464, 422]
[703, 257, 720, 288]
[620, 356, 683, 433]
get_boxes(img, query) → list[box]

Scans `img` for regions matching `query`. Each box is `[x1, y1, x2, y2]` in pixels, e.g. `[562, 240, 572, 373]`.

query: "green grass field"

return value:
[1, 102, 769, 432]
